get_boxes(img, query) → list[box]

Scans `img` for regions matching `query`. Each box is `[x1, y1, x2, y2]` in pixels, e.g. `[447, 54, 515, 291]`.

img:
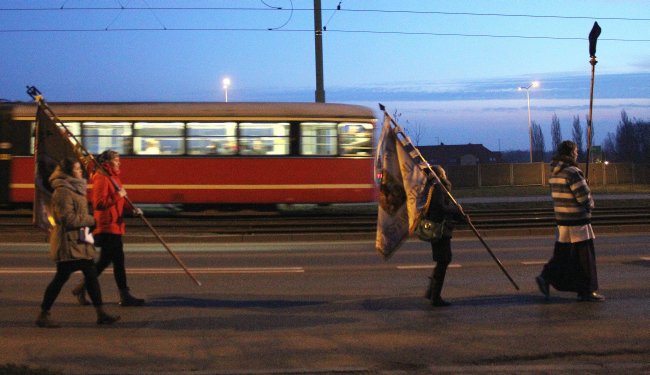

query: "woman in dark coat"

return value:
[36, 157, 120, 328]
[423, 165, 465, 307]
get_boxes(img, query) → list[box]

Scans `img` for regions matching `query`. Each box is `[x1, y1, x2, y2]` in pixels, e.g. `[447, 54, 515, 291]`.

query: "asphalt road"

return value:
[1, 232, 649, 374]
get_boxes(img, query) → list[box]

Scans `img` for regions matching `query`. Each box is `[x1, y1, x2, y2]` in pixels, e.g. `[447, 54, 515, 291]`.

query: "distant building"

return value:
[418, 143, 503, 166]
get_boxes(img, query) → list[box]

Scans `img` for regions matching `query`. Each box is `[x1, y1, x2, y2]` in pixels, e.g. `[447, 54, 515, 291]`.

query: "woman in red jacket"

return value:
[72, 150, 144, 306]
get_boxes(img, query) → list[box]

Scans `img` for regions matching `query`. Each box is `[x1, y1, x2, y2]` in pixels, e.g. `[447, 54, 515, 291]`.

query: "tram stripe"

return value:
[11, 183, 374, 190]
[125, 184, 374, 190]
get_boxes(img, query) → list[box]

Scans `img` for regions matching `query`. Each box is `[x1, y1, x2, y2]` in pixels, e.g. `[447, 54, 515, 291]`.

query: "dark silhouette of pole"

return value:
[313, 0, 325, 103]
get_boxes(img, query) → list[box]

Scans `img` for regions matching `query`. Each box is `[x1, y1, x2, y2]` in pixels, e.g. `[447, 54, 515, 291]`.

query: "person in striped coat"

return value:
[535, 140, 604, 302]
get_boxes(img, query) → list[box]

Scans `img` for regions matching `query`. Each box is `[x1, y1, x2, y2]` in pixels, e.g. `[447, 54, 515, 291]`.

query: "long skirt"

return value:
[541, 239, 599, 294]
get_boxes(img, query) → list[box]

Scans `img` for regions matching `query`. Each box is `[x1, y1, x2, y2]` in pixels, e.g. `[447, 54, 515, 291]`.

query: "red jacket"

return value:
[92, 164, 128, 235]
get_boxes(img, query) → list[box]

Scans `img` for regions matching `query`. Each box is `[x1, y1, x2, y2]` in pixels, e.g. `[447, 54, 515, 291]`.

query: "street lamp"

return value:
[222, 77, 231, 102]
[518, 81, 539, 163]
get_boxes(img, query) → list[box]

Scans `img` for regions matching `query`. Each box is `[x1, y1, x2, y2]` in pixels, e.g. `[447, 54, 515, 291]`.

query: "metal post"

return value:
[519, 82, 538, 163]
[526, 90, 533, 163]
[222, 78, 230, 103]
[313, 0, 325, 103]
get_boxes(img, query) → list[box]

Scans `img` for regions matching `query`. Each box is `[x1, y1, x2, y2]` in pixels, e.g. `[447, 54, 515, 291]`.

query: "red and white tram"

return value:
[0, 102, 377, 205]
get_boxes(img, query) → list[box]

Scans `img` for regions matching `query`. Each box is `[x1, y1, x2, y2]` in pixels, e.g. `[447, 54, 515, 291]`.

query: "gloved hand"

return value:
[117, 188, 128, 198]
[133, 207, 143, 217]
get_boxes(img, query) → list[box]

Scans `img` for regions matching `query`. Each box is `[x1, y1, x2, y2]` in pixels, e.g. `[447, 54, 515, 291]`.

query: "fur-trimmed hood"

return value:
[49, 167, 87, 196]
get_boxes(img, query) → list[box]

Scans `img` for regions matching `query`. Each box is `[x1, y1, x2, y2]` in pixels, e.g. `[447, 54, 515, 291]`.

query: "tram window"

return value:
[239, 122, 289, 155]
[52, 122, 81, 152]
[300, 122, 337, 156]
[82, 122, 132, 155]
[61, 122, 82, 137]
[28, 122, 81, 155]
[10, 120, 33, 156]
[186, 122, 237, 155]
[339, 123, 373, 156]
[133, 122, 184, 155]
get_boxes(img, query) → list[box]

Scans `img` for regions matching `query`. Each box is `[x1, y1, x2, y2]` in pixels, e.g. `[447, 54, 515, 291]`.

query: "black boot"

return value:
[535, 275, 550, 300]
[72, 283, 90, 306]
[424, 276, 433, 300]
[429, 264, 450, 307]
[95, 306, 120, 325]
[119, 288, 145, 307]
[36, 310, 60, 328]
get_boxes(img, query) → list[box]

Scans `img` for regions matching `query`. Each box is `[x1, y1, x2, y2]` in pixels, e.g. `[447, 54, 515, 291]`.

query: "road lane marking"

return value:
[521, 261, 547, 265]
[0, 267, 304, 274]
[129, 267, 305, 274]
[641, 257, 650, 261]
[0, 269, 54, 274]
[396, 264, 462, 270]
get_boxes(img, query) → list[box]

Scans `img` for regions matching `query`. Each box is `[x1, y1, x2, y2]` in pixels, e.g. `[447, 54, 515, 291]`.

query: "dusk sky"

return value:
[2, 1, 649, 152]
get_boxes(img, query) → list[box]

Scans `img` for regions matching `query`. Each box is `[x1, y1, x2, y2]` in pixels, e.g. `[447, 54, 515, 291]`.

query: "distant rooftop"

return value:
[418, 143, 503, 166]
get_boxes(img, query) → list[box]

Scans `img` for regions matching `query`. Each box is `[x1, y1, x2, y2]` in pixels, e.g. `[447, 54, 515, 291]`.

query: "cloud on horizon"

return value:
[243, 71, 650, 151]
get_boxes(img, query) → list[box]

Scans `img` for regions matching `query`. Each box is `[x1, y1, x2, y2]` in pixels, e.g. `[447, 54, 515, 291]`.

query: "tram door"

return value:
[0, 105, 11, 204]
[0, 104, 32, 205]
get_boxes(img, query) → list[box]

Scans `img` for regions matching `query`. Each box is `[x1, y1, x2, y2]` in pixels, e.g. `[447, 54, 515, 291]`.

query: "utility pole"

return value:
[313, 0, 325, 103]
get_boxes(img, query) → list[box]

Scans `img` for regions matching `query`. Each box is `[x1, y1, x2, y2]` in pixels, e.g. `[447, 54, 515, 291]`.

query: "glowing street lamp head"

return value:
[518, 81, 540, 91]
[222, 77, 231, 102]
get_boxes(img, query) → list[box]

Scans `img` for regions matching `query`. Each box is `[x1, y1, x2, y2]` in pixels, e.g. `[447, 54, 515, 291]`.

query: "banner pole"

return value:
[379, 103, 519, 290]
[586, 21, 601, 181]
[586, 59, 596, 181]
[27, 86, 202, 286]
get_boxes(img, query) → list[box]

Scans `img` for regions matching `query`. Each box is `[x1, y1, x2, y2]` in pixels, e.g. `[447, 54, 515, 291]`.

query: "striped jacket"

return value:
[548, 158, 594, 226]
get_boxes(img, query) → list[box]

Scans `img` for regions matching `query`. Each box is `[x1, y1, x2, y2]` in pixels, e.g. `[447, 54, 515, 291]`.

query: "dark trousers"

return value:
[429, 237, 452, 299]
[541, 239, 599, 294]
[94, 233, 128, 291]
[41, 259, 102, 311]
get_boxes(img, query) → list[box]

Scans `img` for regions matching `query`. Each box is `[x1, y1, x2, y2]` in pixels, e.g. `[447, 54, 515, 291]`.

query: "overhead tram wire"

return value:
[2, 6, 650, 22]
[1, 25, 649, 43]
[261, 0, 294, 31]
[334, 8, 650, 22]
[2, 4, 649, 41]
[323, 1, 342, 31]
[103, 0, 168, 30]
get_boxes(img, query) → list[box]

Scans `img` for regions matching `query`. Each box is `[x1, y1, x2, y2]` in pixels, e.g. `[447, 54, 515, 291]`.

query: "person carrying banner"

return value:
[422, 165, 464, 307]
[72, 150, 145, 307]
[36, 157, 120, 328]
[536, 140, 604, 302]
[375, 104, 519, 290]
